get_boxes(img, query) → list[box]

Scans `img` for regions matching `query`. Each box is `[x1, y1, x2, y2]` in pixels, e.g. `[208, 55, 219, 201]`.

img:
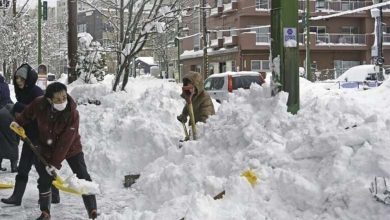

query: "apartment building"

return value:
[180, 0, 390, 80]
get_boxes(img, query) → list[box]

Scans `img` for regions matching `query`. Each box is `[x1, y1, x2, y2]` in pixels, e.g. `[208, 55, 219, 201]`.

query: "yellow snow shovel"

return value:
[10, 123, 86, 195]
[0, 182, 14, 189]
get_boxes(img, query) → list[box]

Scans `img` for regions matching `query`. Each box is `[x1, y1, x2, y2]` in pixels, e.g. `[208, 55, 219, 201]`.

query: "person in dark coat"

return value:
[0, 74, 12, 108]
[12, 82, 97, 220]
[1, 63, 60, 206]
[0, 104, 19, 172]
[0, 74, 14, 171]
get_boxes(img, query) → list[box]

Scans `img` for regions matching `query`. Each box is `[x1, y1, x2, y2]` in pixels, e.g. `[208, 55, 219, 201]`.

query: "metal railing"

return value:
[315, 1, 371, 12]
[316, 33, 367, 45]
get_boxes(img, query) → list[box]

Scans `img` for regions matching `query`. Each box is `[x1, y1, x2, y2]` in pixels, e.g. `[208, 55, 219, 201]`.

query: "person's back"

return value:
[0, 74, 12, 109]
[0, 104, 19, 171]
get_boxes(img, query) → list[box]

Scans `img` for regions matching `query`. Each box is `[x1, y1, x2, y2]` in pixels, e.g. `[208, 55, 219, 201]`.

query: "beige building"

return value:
[180, 0, 390, 80]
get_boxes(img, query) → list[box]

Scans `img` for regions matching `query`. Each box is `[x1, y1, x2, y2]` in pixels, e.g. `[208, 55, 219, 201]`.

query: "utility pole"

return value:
[377, 0, 384, 80]
[271, 0, 299, 114]
[201, 0, 208, 79]
[305, 0, 312, 81]
[176, 21, 181, 82]
[38, 0, 42, 64]
[67, 0, 78, 83]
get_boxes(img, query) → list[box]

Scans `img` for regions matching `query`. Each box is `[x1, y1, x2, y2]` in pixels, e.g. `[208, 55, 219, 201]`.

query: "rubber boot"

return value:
[1, 178, 27, 206]
[36, 191, 51, 220]
[51, 185, 60, 204]
[10, 159, 18, 173]
[82, 195, 97, 219]
[0, 158, 6, 171]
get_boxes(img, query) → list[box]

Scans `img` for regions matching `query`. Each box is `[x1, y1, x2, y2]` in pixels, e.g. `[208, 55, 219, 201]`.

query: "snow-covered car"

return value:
[204, 71, 265, 103]
[336, 64, 384, 89]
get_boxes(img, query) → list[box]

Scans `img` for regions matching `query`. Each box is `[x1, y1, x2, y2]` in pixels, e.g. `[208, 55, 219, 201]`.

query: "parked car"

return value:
[204, 71, 265, 103]
[336, 64, 384, 89]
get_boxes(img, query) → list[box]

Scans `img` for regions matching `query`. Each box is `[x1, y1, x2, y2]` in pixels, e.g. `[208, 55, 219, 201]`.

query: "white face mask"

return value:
[53, 100, 67, 111]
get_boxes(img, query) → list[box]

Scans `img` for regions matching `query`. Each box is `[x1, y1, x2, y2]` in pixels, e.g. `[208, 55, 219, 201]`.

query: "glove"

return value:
[177, 114, 187, 124]
[45, 165, 56, 176]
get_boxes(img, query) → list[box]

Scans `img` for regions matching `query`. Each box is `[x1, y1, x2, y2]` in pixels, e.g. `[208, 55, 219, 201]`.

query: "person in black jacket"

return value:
[1, 64, 60, 206]
[0, 104, 19, 172]
[0, 74, 14, 171]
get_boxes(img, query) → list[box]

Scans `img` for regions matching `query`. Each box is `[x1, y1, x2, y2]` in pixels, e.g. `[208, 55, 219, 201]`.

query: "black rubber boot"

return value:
[10, 159, 18, 173]
[51, 185, 60, 204]
[1, 178, 27, 206]
[0, 158, 6, 171]
[36, 191, 51, 220]
[82, 195, 97, 219]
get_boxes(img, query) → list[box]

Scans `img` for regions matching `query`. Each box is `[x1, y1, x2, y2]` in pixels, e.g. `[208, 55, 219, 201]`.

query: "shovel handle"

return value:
[9, 123, 58, 178]
[181, 122, 190, 141]
[187, 103, 197, 140]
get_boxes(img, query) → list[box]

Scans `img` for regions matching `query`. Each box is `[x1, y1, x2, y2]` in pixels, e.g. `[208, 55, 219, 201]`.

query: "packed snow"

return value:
[1, 75, 390, 220]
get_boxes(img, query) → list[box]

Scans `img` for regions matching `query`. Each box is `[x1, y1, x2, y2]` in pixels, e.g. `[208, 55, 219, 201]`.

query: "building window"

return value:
[251, 60, 270, 71]
[316, 0, 325, 9]
[334, 60, 360, 78]
[77, 24, 87, 33]
[341, 26, 358, 34]
[252, 27, 269, 43]
[255, 0, 269, 10]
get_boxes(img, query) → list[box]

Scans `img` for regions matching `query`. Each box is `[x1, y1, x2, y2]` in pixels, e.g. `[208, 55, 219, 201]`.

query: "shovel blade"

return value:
[0, 182, 14, 189]
[52, 178, 84, 195]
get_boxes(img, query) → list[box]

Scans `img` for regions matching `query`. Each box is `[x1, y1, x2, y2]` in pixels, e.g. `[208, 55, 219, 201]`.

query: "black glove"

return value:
[177, 115, 187, 123]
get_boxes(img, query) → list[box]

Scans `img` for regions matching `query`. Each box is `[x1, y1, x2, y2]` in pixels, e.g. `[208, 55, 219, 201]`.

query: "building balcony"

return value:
[210, 5, 223, 17]
[315, 1, 371, 12]
[223, 0, 237, 13]
[315, 33, 367, 45]
[223, 35, 238, 46]
[210, 38, 224, 48]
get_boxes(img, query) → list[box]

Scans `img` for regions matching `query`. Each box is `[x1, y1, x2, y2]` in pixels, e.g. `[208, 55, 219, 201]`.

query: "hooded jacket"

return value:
[15, 95, 82, 169]
[179, 72, 215, 124]
[0, 75, 12, 109]
[13, 64, 44, 142]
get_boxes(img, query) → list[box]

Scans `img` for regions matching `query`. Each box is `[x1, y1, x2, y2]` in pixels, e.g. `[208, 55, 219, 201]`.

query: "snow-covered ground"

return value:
[1, 75, 390, 219]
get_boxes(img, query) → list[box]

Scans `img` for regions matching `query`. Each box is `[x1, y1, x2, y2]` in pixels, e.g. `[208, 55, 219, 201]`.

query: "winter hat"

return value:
[15, 65, 28, 79]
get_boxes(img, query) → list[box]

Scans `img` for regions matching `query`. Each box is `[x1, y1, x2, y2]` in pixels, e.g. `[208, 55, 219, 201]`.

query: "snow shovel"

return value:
[10, 122, 98, 196]
[182, 85, 197, 140]
[181, 122, 190, 141]
[0, 182, 14, 189]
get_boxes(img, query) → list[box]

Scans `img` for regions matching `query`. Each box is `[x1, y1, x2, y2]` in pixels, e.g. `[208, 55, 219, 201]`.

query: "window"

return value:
[316, 0, 325, 9]
[251, 60, 270, 71]
[255, 0, 269, 10]
[341, 26, 358, 34]
[334, 60, 360, 78]
[204, 77, 225, 90]
[253, 27, 270, 43]
[77, 24, 87, 33]
[232, 76, 262, 90]
[310, 26, 326, 34]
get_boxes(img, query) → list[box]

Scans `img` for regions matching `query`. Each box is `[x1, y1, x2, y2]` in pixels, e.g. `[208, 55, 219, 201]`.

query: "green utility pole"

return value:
[305, 0, 312, 81]
[177, 21, 181, 82]
[38, 0, 42, 64]
[271, 0, 299, 114]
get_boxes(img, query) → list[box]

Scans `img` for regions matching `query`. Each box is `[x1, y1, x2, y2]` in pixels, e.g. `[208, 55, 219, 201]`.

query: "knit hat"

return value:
[15, 65, 28, 79]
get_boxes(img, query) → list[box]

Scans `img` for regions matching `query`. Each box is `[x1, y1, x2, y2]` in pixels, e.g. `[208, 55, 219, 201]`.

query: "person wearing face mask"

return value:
[11, 82, 97, 220]
[1, 64, 60, 206]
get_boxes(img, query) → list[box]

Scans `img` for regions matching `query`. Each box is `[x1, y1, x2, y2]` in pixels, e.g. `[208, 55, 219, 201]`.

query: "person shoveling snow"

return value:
[9, 82, 99, 220]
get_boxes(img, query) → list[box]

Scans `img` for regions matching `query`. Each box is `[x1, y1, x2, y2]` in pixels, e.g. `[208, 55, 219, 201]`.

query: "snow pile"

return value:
[90, 77, 390, 219]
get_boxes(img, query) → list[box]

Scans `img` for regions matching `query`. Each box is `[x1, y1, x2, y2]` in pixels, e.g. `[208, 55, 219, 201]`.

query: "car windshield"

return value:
[232, 75, 260, 90]
[204, 77, 224, 90]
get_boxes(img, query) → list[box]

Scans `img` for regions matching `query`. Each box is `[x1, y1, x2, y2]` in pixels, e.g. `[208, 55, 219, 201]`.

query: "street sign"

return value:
[283, 27, 297, 47]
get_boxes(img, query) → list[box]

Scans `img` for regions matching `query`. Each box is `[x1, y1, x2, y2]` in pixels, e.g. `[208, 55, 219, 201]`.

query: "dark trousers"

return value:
[35, 152, 92, 193]
[15, 142, 35, 183]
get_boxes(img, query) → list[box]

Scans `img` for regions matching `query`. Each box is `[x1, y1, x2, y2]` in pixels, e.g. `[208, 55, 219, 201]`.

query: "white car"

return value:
[204, 71, 265, 103]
